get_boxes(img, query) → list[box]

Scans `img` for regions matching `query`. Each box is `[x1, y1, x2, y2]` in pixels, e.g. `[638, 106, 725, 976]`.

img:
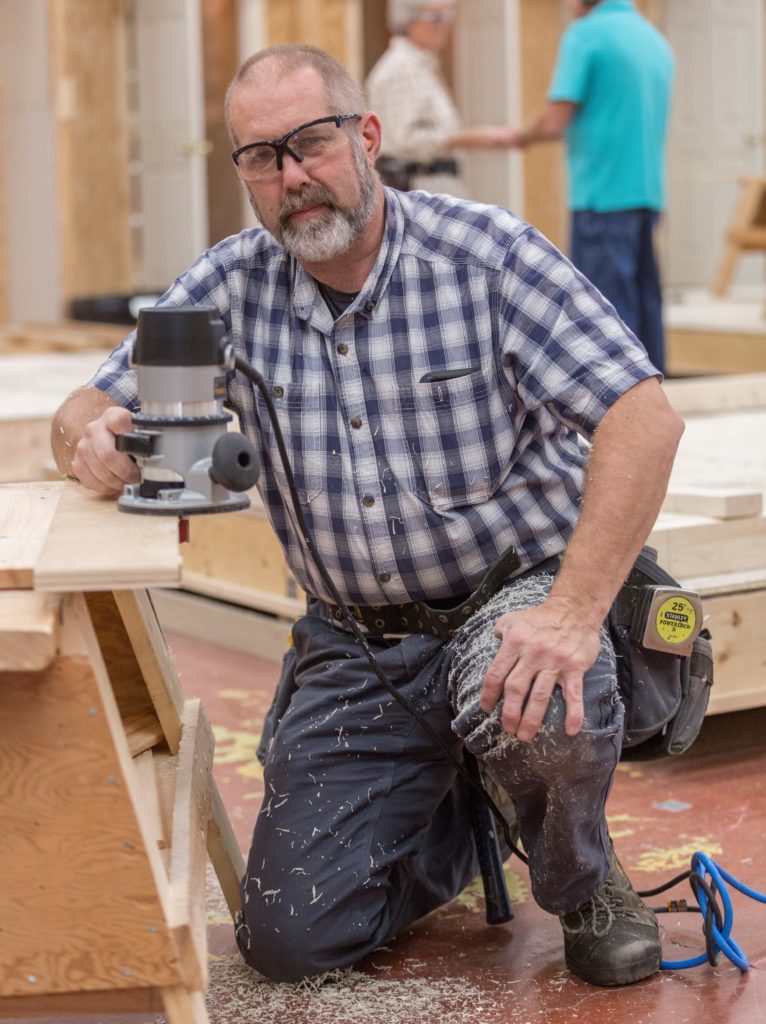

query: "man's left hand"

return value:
[479, 596, 602, 741]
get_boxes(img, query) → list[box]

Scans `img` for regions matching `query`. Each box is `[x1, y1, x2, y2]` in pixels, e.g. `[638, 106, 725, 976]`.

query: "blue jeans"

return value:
[571, 209, 665, 375]
[236, 569, 623, 982]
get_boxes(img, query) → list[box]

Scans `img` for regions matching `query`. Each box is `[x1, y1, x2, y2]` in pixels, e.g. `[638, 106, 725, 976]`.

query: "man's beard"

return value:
[248, 145, 377, 263]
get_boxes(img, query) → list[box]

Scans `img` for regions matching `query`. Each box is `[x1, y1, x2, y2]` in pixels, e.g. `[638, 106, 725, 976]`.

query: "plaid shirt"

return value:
[365, 36, 460, 164]
[89, 189, 657, 605]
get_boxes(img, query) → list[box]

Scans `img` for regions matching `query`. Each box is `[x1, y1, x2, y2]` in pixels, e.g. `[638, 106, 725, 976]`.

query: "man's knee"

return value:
[234, 901, 372, 983]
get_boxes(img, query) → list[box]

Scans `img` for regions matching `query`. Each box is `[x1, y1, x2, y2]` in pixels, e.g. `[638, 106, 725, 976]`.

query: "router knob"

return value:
[209, 432, 260, 492]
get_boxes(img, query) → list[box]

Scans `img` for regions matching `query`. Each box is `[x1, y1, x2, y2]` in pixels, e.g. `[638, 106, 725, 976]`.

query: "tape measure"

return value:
[631, 586, 703, 657]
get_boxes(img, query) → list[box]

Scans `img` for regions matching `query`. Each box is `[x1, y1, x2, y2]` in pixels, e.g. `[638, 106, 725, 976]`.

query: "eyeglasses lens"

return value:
[236, 118, 353, 182]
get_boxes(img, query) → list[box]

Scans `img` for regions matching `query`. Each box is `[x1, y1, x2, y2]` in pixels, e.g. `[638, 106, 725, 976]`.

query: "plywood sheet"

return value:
[0, 481, 63, 588]
[34, 482, 181, 592]
[0, 594, 182, 996]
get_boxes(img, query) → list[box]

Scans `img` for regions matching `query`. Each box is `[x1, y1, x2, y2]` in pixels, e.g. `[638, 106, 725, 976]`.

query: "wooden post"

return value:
[712, 177, 766, 297]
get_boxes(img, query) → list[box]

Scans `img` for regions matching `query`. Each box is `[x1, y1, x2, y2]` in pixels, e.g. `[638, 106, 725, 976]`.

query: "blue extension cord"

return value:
[660, 852, 766, 971]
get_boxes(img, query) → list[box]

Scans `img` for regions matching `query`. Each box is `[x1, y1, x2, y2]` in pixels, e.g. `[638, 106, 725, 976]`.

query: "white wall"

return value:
[0, 0, 62, 321]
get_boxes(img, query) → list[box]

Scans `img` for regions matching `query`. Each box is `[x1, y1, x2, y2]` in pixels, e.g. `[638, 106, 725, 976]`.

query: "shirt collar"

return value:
[290, 190, 405, 328]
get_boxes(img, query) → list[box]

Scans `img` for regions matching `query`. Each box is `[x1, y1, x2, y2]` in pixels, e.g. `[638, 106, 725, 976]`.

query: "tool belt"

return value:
[375, 155, 460, 191]
[609, 547, 714, 760]
[321, 545, 521, 640]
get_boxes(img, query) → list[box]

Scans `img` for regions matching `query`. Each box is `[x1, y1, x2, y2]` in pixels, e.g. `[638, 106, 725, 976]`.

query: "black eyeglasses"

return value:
[231, 114, 362, 182]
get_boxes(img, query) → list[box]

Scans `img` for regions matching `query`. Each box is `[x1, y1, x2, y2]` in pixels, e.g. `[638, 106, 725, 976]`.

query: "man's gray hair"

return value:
[225, 44, 365, 146]
[387, 0, 456, 34]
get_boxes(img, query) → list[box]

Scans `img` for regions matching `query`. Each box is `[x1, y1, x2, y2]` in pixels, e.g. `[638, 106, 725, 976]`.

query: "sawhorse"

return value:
[712, 176, 766, 298]
[0, 482, 245, 1023]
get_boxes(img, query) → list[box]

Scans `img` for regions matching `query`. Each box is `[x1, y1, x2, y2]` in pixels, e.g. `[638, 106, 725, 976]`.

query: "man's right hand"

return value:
[70, 405, 140, 496]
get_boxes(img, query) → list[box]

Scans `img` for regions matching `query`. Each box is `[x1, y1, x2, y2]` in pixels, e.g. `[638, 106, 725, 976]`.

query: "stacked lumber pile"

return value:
[652, 374, 766, 713]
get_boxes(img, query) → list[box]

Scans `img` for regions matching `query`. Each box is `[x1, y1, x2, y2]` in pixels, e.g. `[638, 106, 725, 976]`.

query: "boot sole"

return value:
[565, 947, 661, 987]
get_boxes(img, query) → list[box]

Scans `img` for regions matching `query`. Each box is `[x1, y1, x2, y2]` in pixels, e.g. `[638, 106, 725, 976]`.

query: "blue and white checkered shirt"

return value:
[89, 189, 657, 605]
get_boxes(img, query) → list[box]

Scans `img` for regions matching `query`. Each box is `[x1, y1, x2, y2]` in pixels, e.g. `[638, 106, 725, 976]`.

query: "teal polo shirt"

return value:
[548, 0, 674, 212]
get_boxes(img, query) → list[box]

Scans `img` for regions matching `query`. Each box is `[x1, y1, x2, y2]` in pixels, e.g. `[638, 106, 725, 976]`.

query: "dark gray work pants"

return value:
[236, 569, 623, 982]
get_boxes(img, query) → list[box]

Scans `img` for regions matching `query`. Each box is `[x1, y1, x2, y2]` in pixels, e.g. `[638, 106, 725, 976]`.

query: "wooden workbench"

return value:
[0, 481, 244, 1024]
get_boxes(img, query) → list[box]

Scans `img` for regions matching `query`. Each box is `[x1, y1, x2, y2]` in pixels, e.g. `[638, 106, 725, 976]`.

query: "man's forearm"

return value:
[509, 100, 576, 148]
[550, 379, 685, 626]
[51, 386, 118, 477]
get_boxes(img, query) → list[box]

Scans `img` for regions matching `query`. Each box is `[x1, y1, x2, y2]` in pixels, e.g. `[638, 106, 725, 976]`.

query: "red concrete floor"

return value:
[9, 627, 766, 1024]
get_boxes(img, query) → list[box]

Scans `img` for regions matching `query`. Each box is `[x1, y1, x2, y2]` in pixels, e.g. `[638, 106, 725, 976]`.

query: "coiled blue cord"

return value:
[660, 852, 766, 971]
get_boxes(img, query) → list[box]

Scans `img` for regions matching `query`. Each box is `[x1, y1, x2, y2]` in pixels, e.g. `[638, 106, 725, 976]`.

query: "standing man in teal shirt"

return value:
[505, 0, 674, 374]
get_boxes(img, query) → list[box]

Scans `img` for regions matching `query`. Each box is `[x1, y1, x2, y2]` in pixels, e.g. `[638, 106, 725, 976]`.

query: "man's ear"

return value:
[360, 112, 382, 164]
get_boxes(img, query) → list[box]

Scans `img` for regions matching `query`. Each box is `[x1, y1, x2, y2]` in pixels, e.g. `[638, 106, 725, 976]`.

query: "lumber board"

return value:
[0, 351, 110, 421]
[182, 569, 304, 621]
[649, 511, 766, 580]
[182, 502, 303, 606]
[161, 986, 210, 1024]
[0, 592, 60, 671]
[0, 320, 126, 354]
[663, 372, 766, 416]
[704, 587, 766, 714]
[666, 327, 766, 376]
[669, 410, 766, 497]
[0, 482, 63, 588]
[113, 589, 244, 919]
[112, 590, 186, 753]
[0, 418, 55, 484]
[34, 482, 181, 592]
[0, 594, 181, 996]
[661, 487, 763, 520]
[0, 987, 164, 1018]
[167, 699, 214, 993]
[681, 566, 766, 597]
[85, 591, 165, 747]
[207, 783, 246, 919]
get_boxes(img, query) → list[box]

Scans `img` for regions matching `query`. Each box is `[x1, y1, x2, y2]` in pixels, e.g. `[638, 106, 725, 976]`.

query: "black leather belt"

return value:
[405, 157, 460, 176]
[322, 546, 522, 640]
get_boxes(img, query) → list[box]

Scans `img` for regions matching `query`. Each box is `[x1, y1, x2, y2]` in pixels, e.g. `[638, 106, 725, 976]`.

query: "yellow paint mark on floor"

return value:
[212, 723, 261, 764]
[606, 811, 657, 839]
[236, 759, 265, 781]
[449, 867, 529, 915]
[218, 688, 256, 700]
[636, 838, 724, 874]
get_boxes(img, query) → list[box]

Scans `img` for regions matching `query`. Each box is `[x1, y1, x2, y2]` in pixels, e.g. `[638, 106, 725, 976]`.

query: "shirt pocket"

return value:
[400, 369, 516, 512]
[253, 379, 325, 504]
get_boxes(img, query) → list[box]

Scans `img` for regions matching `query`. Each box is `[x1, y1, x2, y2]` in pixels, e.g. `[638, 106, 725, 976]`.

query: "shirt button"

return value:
[350, 416, 363, 429]
[271, 385, 284, 399]
[337, 343, 349, 355]
[378, 571, 391, 583]
[364, 300, 375, 313]
[362, 495, 375, 508]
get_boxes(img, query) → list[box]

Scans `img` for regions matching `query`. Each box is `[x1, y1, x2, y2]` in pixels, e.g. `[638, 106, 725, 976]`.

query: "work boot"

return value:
[560, 844, 661, 987]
